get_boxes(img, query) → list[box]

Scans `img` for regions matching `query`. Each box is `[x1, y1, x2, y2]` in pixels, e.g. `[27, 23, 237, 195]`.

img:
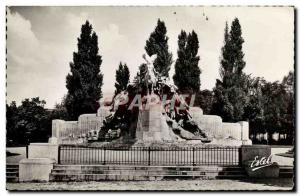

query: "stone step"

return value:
[6, 176, 19, 182]
[6, 168, 19, 172]
[6, 164, 19, 182]
[279, 171, 294, 178]
[279, 166, 293, 178]
[7, 163, 19, 166]
[50, 173, 247, 181]
[51, 169, 246, 175]
[6, 165, 19, 169]
[52, 167, 245, 172]
[50, 164, 247, 181]
[6, 171, 18, 177]
[53, 164, 243, 171]
[280, 167, 293, 172]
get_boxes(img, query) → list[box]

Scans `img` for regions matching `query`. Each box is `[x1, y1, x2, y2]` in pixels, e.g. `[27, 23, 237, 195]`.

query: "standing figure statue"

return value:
[142, 54, 159, 95]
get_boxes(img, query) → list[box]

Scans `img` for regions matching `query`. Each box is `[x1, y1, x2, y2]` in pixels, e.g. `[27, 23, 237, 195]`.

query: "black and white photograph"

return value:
[5, 5, 295, 191]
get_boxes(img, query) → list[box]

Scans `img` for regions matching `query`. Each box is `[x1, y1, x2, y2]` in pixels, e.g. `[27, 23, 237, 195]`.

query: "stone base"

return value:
[48, 137, 58, 144]
[242, 139, 252, 145]
[19, 158, 55, 182]
[245, 161, 280, 178]
[136, 104, 177, 142]
[29, 143, 59, 162]
[240, 145, 271, 166]
[209, 138, 244, 146]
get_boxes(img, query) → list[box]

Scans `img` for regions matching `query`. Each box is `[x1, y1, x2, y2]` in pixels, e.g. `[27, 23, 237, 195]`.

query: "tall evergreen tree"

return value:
[212, 18, 247, 122]
[114, 62, 130, 95]
[145, 19, 173, 79]
[65, 21, 103, 120]
[173, 30, 201, 94]
[219, 22, 232, 88]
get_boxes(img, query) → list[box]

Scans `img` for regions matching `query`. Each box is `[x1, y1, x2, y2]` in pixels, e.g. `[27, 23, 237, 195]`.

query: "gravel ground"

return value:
[271, 148, 294, 166]
[7, 178, 294, 191]
[6, 147, 26, 163]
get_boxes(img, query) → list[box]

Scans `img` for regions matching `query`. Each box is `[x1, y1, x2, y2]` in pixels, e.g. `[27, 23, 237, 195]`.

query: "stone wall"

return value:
[51, 105, 251, 144]
[61, 121, 78, 138]
[78, 114, 103, 135]
[189, 107, 203, 122]
[189, 107, 251, 143]
[222, 122, 241, 140]
[51, 106, 111, 143]
[198, 115, 223, 137]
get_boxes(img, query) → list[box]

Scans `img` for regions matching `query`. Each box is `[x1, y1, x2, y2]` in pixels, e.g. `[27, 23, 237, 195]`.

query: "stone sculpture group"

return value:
[99, 54, 212, 143]
[50, 54, 251, 146]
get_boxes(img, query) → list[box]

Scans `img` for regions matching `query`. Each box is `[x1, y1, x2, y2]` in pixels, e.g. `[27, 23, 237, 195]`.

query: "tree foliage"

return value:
[241, 73, 293, 144]
[114, 62, 130, 95]
[51, 95, 69, 120]
[194, 89, 214, 115]
[212, 19, 248, 122]
[65, 21, 103, 120]
[145, 19, 173, 79]
[6, 98, 51, 146]
[173, 30, 201, 94]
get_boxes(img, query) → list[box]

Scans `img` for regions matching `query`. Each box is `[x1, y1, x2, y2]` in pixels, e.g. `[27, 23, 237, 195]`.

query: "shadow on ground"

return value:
[233, 178, 294, 189]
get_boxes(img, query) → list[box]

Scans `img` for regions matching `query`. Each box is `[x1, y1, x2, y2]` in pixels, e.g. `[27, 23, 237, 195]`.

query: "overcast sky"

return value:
[7, 6, 294, 108]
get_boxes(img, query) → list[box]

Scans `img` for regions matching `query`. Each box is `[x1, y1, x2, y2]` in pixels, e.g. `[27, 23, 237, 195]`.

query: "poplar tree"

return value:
[173, 30, 201, 94]
[114, 62, 130, 95]
[65, 21, 103, 120]
[145, 19, 173, 79]
[212, 18, 248, 122]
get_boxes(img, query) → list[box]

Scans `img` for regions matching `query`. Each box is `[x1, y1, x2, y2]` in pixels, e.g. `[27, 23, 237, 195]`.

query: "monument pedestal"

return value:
[19, 158, 55, 182]
[136, 103, 177, 143]
[136, 104, 161, 142]
[245, 161, 280, 178]
[28, 143, 59, 162]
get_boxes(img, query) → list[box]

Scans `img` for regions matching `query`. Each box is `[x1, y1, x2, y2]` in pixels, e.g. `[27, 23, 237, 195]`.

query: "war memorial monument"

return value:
[6, 6, 294, 191]
[17, 54, 274, 183]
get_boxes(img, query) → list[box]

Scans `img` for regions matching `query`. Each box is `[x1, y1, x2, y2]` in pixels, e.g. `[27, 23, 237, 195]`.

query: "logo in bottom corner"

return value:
[250, 155, 273, 171]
